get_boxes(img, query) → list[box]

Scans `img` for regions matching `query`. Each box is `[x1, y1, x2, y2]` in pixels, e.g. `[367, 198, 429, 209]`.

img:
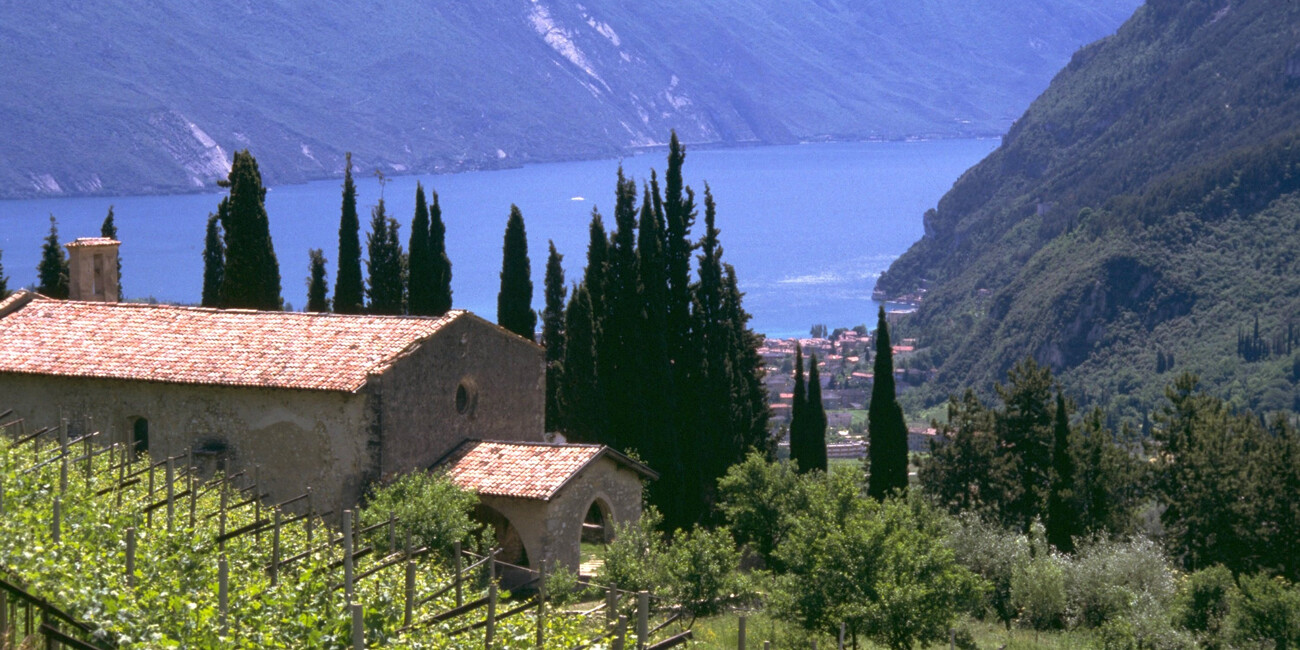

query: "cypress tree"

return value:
[428, 190, 453, 316]
[868, 306, 909, 500]
[407, 183, 434, 315]
[721, 263, 771, 456]
[790, 343, 809, 469]
[201, 212, 225, 307]
[997, 358, 1055, 531]
[560, 283, 605, 442]
[37, 215, 69, 299]
[365, 199, 405, 315]
[306, 249, 330, 312]
[218, 150, 281, 310]
[100, 205, 121, 299]
[805, 353, 829, 473]
[334, 152, 364, 314]
[542, 242, 567, 432]
[497, 205, 535, 339]
[582, 209, 610, 329]
[1046, 391, 1079, 552]
[0, 249, 9, 299]
[664, 132, 697, 394]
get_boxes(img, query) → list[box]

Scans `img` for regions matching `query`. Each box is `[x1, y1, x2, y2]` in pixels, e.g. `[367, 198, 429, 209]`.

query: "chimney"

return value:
[64, 238, 120, 302]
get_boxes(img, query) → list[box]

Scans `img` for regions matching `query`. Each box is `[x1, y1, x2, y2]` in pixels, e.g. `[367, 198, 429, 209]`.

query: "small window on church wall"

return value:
[455, 379, 477, 416]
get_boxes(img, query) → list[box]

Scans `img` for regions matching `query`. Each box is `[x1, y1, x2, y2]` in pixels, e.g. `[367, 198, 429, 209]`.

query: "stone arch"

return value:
[472, 503, 531, 568]
[582, 495, 615, 544]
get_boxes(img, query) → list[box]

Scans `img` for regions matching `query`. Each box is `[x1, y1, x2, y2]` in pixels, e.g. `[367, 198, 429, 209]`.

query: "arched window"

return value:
[132, 417, 149, 458]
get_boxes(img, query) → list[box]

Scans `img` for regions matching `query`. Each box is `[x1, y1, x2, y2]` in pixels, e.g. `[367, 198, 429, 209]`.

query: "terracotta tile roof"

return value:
[0, 290, 465, 392]
[437, 440, 656, 500]
[64, 237, 119, 248]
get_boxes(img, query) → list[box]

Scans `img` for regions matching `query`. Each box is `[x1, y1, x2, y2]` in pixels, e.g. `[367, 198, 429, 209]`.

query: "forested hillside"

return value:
[0, 0, 1136, 197]
[877, 0, 1300, 417]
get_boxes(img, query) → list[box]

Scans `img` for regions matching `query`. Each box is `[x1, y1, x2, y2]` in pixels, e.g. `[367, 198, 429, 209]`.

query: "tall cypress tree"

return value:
[201, 212, 225, 307]
[721, 263, 771, 456]
[560, 283, 605, 442]
[1046, 391, 1079, 552]
[0, 249, 9, 299]
[542, 242, 567, 432]
[868, 306, 909, 499]
[497, 205, 535, 339]
[100, 205, 122, 299]
[428, 190, 453, 316]
[365, 199, 405, 315]
[37, 215, 69, 299]
[583, 209, 610, 329]
[790, 343, 809, 469]
[804, 353, 829, 473]
[334, 152, 364, 314]
[218, 150, 281, 310]
[407, 183, 434, 315]
[306, 249, 330, 312]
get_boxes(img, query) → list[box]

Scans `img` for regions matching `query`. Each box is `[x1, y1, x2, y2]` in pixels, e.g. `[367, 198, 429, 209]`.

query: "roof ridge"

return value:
[35, 299, 467, 322]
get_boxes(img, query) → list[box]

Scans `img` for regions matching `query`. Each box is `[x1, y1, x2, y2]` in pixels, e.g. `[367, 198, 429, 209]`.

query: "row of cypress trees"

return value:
[540, 132, 769, 529]
[789, 343, 828, 473]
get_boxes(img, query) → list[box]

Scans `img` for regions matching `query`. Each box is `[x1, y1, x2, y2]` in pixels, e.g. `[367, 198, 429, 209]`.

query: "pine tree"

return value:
[996, 358, 1056, 531]
[334, 152, 365, 314]
[100, 205, 121, 299]
[201, 212, 225, 307]
[497, 205, 535, 339]
[37, 215, 69, 299]
[365, 199, 405, 315]
[407, 183, 434, 315]
[868, 306, 909, 500]
[306, 249, 330, 312]
[790, 343, 809, 469]
[805, 353, 829, 473]
[0, 249, 10, 299]
[542, 242, 567, 432]
[1046, 391, 1078, 552]
[218, 150, 281, 310]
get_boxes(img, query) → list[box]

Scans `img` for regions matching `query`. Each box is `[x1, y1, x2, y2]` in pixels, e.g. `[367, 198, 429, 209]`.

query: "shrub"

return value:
[661, 525, 747, 620]
[1175, 565, 1236, 647]
[601, 506, 667, 595]
[1011, 550, 1068, 629]
[1065, 536, 1177, 629]
[1231, 572, 1300, 650]
[948, 513, 1029, 626]
[359, 470, 479, 554]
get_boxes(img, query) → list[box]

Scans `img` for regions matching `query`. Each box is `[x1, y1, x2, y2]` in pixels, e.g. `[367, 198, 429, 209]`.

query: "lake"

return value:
[0, 140, 997, 338]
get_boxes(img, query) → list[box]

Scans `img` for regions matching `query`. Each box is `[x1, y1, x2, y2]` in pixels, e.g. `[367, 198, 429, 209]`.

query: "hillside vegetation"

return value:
[0, 0, 1137, 197]
[877, 0, 1300, 418]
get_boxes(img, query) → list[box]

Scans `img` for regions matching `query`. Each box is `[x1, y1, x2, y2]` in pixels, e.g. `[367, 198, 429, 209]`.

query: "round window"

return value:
[455, 380, 476, 415]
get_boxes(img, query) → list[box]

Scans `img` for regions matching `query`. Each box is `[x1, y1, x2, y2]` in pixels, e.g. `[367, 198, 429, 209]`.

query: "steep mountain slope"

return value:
[877, 0, 1300, 416]
[0, 0, 1137, 198]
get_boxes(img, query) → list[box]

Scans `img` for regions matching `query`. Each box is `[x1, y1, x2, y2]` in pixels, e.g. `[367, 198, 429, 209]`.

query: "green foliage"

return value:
[715, 452, 806, 570]
[100, 205, 121, 299]
[426, 190, 452, 317]
[364, 199, 405, 315]
[217, 150, 282, 310]
[1175, 565, 1236, 648]
[496, 204, 535, 339]
[601, 506, 666, 595]
[406, 183, 433, 316]
[1231, 573, 1300, 650]
[773, 468, 984, 650]
[542, 241, 566, 432]
[661, 526, 746, 620]
[358, 470, 478, 555]
[1063, 536, 1177, 631]
[201, 212, 224, 308]
[333, 153, 364, 315]
[1009, 524, 1067, 630]
[37, 214, 69, 298]
[948, 514, 1029, 627]
[868, 306, 909, 500]
[305, 248, 330, 312]
[0, 248, 10, 299]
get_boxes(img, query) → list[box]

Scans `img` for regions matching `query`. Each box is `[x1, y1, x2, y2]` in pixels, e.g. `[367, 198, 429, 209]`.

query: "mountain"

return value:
[0, 0, 1137, 198]
[877, 0, 1300, 416]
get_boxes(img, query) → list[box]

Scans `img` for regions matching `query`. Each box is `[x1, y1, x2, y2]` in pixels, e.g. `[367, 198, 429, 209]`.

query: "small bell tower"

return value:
[64, 237, 121, 302]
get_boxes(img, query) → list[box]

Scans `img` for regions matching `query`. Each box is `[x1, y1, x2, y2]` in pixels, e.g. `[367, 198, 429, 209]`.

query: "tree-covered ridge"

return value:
[877, 0, 1300, 417]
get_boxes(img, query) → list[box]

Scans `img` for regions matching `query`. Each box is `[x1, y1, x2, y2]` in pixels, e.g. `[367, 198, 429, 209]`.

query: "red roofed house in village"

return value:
[0, 238, 652, 573]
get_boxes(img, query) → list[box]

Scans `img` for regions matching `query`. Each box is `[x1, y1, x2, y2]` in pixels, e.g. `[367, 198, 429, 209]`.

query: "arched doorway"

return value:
[132, 417, 149, 458]
[472, 504, 529, 568]
[580, 498, 614, 577]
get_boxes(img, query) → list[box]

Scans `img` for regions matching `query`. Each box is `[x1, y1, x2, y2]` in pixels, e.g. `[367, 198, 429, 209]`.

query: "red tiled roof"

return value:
[64, 237, 119, 248]
[0, 291, 465, 392]
[437, 440, 656, 500]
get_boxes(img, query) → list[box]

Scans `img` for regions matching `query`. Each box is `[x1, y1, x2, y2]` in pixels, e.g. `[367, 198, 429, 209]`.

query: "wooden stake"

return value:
[218, 556, 229, 635]
[738, 615, 746, 650]
[51, 497, 60, 544]
[536, 560, 546, 649]
[613, 615, 628, 650]
[343, 510, 354, 599]
[219, 486, 228, 551]
[189, 475, 197, 529]
[485, 583, 497, 649]
[453, 541, 464, 607]
[305, 488, 314, 546]
[59, 419, 68, 494]
[271, 511, 281, 586]
[166, 457, 175, 534]
[387, 513, 395, 552]
[838, 622, 845, 650]
[403, 561, 415, 628]
[607, 588, 619, 624]
[126, 527, 136, 587]
[637, 591, 649, 650]
[351, 602, 364, 650]
[253, 465, 261, 543]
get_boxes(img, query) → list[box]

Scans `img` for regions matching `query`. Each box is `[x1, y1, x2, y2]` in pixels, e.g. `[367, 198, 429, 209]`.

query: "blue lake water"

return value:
[0, 140, 997, 338]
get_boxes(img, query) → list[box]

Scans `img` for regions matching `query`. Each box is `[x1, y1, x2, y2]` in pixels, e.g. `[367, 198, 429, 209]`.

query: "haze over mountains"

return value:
[878, 0, 1300, 416]
[0, 0, 1138, 198]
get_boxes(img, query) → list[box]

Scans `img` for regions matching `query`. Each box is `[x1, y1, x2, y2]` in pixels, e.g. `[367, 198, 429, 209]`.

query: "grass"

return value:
[682, 614, 1097, 649]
